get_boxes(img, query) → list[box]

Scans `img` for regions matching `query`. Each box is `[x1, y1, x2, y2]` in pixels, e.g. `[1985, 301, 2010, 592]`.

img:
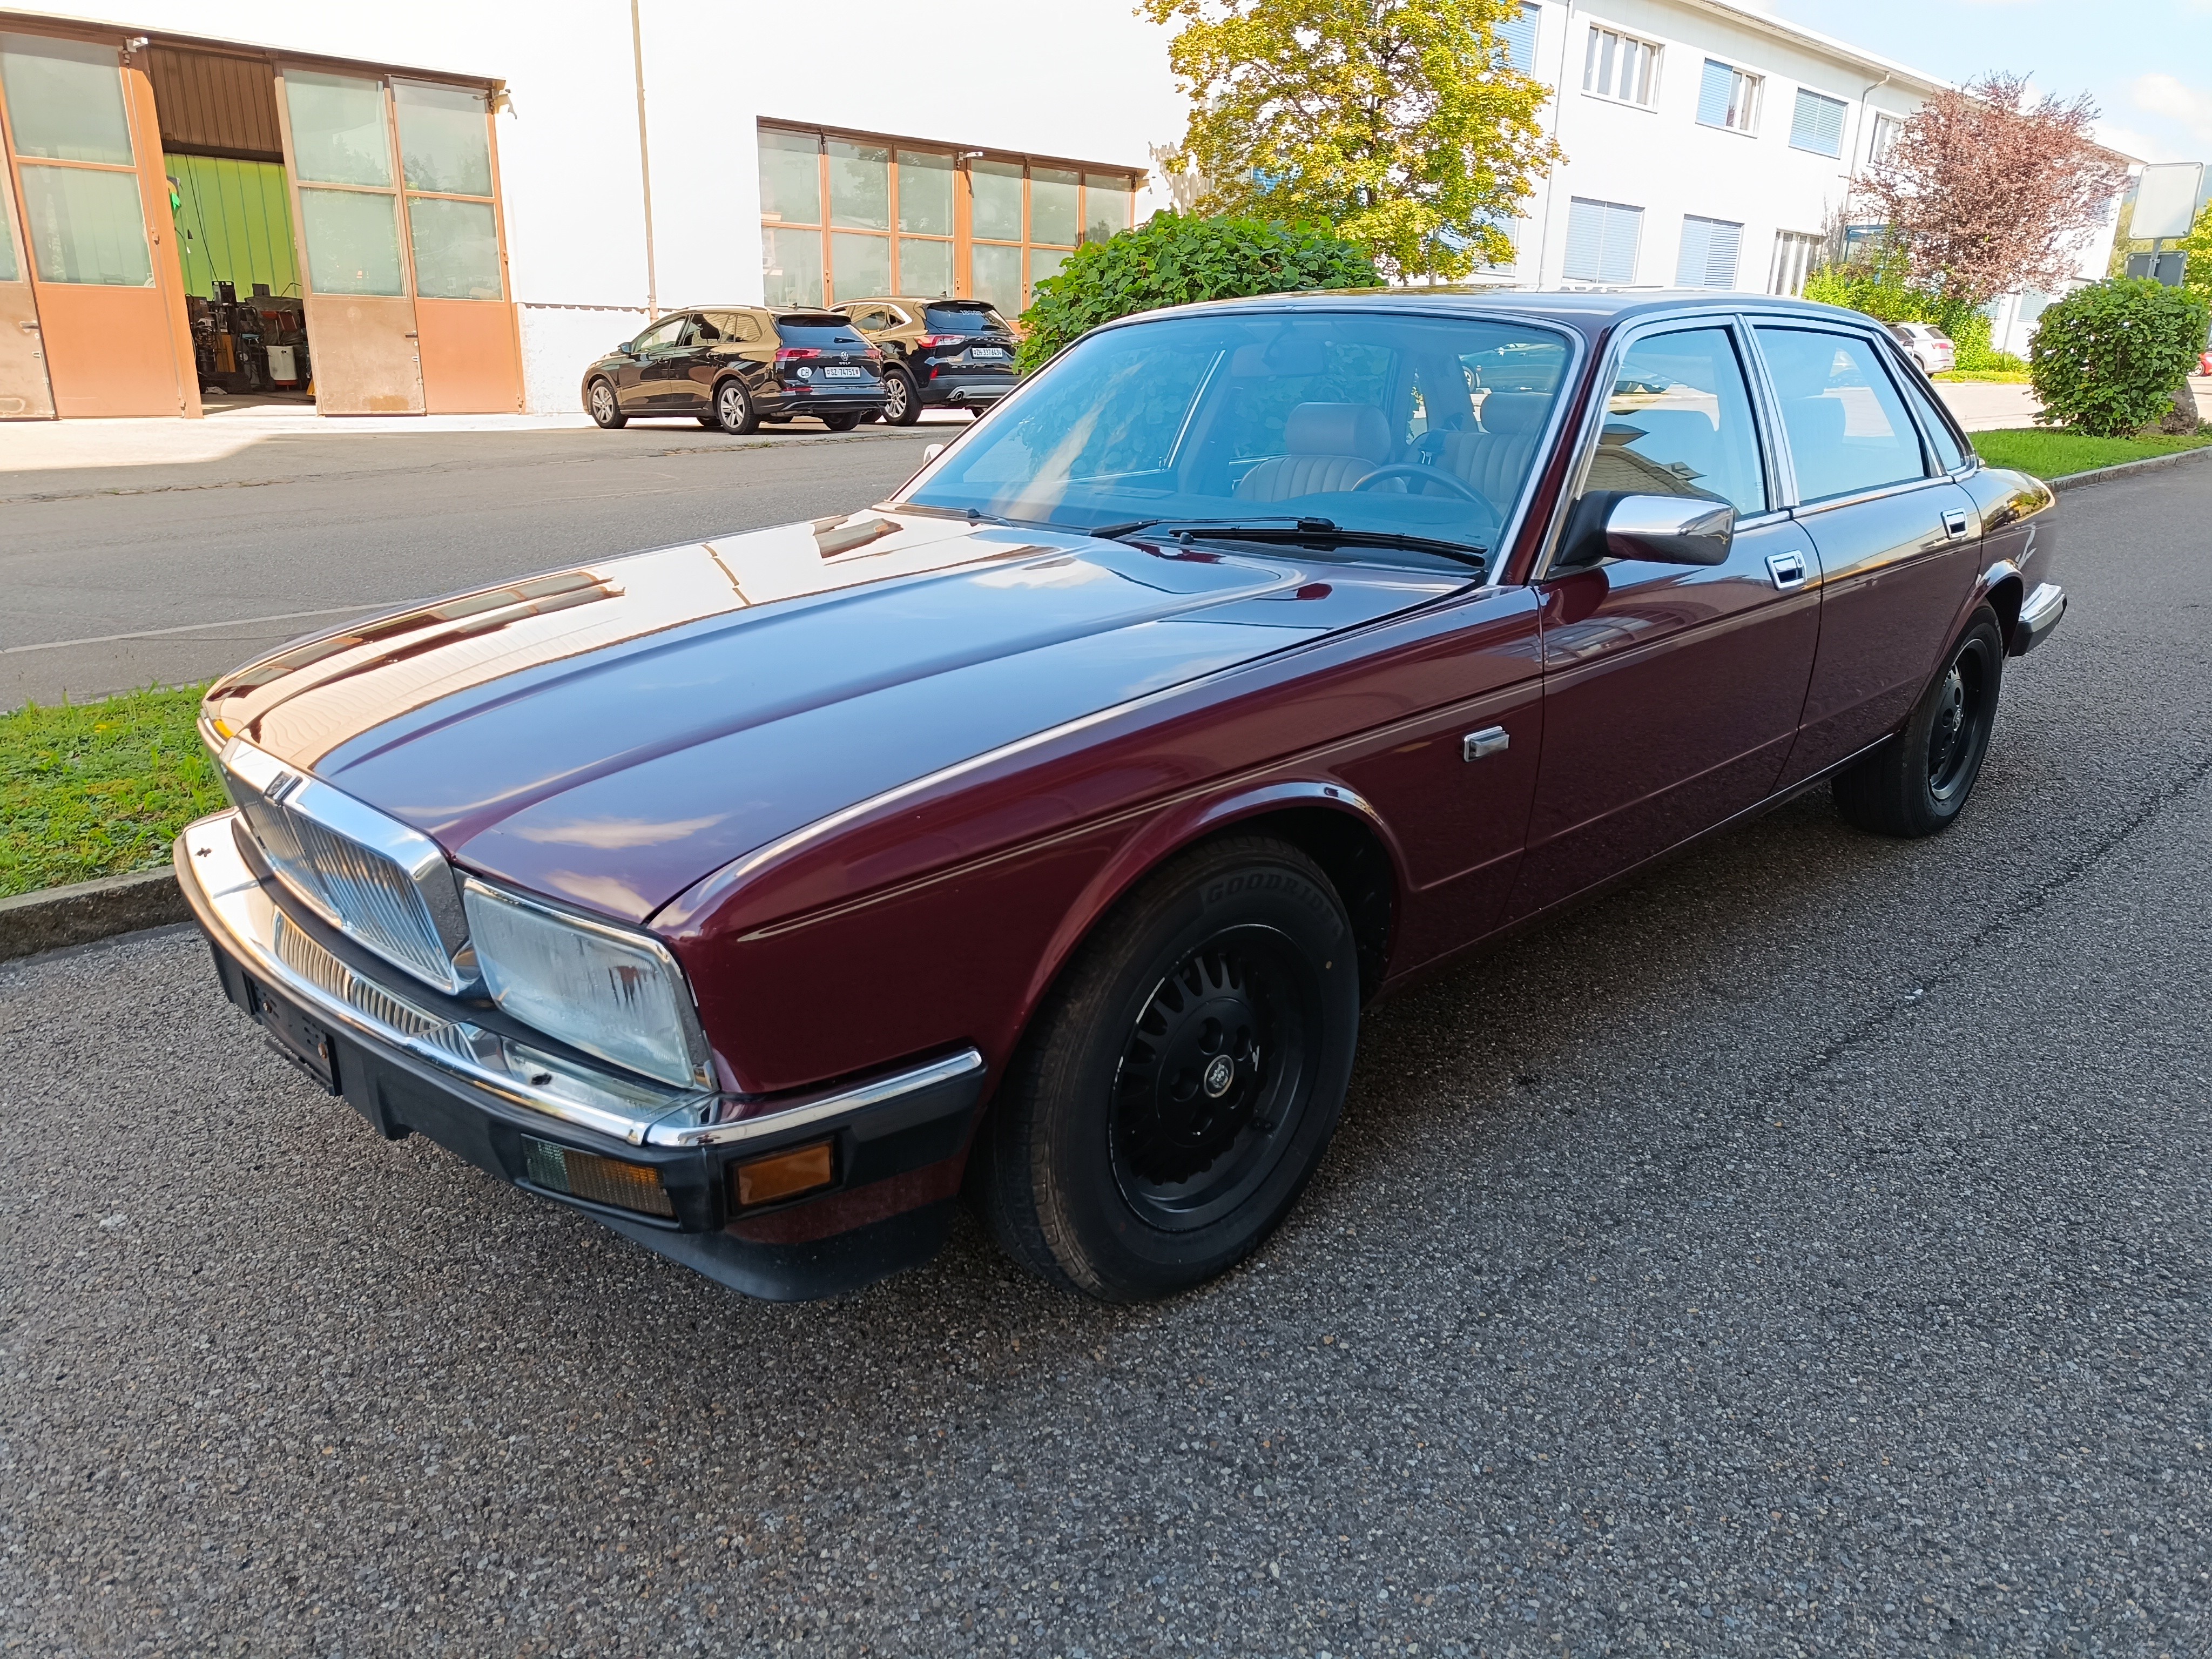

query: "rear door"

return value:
[1752, 322, 1980, 785]
[1508, 318, 1820, 917]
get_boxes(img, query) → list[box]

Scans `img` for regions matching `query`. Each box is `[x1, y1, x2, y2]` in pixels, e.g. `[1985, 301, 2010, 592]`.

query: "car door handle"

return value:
[1765, 551, 1809, 591]
[1943, 510, 1971, 539]
[1462, 726, 1509, 761]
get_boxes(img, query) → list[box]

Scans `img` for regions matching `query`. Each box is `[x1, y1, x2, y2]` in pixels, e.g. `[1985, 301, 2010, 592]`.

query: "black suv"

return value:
[583, 308, 886, 434]
[834, 298, 1019, 424]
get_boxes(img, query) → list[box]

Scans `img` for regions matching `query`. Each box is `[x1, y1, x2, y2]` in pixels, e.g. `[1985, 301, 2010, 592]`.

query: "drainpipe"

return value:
[630, 0, 658, 319]
[1532, 0, 1577, 287]
[1841, 70, 1891, 261]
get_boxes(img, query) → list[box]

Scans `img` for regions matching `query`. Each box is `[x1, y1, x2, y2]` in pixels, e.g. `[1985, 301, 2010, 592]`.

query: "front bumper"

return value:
[2011, 581, 2065, 656]
[176, 812, 984, 1299]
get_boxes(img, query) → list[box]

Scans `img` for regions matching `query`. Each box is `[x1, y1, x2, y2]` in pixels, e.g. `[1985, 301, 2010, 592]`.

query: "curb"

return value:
[2049, 443, 2212, 493]
[0, 867, 186, 963]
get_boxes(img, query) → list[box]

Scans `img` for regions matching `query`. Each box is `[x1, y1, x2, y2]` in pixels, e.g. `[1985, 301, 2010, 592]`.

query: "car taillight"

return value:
[774, 347, 820, 364]
[862, 346, 882, 362]
[914, 334, 968, 348]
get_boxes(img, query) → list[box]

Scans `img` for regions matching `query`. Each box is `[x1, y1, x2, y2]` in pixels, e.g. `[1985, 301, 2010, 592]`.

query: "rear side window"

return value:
[1587, 327, 1766, 515]
[774, 314, 867, 347]
[1755, 326, 1926, 503]
[1893, 364, 1970, 473]
[700, 311, 759, 342]
[923, 303, 1009, 334]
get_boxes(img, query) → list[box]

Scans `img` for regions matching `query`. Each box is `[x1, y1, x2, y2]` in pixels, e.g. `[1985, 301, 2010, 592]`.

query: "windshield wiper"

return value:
[1098, 516, 1489, 573]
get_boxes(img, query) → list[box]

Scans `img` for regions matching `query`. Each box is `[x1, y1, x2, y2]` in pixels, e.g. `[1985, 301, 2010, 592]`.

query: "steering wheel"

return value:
[1352, 463, 1485, 502]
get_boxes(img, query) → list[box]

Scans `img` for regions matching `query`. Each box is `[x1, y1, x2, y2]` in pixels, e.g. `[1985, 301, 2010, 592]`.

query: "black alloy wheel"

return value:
[712, 379, 758, 435]
[820, 412, 862, 433]
[587, 379, 625, 429]
[882, 366, 919, 426]
[1834, 605, 2005, 837]
[977, 835, 1360, 1301]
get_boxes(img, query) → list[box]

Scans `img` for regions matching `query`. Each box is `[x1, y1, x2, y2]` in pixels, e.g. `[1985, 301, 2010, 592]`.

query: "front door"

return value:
[0, 32, 184, 417]
[1509, 321, 1820, 917]
[0, 142, 51, 417]
[1752, 324, 1981, 784]
[617, 313, 689, 411]
[276, 66, 423, 415]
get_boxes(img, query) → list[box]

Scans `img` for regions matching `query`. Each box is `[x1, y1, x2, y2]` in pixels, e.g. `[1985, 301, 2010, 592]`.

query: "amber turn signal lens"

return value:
[522, 1137, 675, 1218]
[733, 1139, 835, 1208]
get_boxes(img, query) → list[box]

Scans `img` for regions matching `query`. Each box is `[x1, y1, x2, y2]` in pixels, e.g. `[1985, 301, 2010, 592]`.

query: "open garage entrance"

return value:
[0, 24, 522, 420]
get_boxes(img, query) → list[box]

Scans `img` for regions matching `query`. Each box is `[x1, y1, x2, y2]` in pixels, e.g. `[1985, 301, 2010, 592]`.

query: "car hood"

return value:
[207, 511, 1466, 923]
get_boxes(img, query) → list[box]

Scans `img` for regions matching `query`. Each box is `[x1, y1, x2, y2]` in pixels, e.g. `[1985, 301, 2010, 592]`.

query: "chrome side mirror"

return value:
[1559, 490, 1735, 568]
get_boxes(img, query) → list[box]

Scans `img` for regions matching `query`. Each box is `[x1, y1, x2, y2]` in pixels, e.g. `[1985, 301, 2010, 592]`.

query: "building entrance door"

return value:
[0, 32, 186, 417]
[276, 66, 423, 414]
[0, 133, 52, 417]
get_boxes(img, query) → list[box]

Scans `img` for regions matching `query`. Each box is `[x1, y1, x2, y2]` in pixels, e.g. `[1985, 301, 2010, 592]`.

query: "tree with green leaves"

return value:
[2180, 200, 2212, 305]
[1142, 0, 1561, 282]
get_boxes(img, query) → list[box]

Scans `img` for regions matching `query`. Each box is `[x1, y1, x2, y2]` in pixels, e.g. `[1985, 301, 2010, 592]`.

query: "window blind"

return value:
[1791, 88, 1847, 156]
[1565, 198, 1643, 284]
[1675, 215, 1743, 288]
[1499, 3, 1540, 73]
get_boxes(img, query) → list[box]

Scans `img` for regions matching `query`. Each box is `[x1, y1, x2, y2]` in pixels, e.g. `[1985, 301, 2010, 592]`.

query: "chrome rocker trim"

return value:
[2012, 581, 2065, 656]
[177, 810, 983, 1151]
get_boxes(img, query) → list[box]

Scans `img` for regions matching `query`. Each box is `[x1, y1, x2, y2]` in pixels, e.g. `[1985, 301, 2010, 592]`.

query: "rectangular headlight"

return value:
[461, 879, 709, 1089]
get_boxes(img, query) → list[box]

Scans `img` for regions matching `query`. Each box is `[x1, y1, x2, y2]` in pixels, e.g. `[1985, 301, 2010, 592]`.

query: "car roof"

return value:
[840, 296, 1004, 310]
[1119, 286, 1886, 338]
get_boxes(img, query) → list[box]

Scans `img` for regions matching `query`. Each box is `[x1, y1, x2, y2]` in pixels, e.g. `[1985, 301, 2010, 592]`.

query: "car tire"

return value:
[1833, 606, 2005, 838]
[820, 412, 861, 433]
[882, 367, 920, 426]
[586, 379, 625, 429]
[977, 835, 1361, 1302]
[711, 379, 758, 435]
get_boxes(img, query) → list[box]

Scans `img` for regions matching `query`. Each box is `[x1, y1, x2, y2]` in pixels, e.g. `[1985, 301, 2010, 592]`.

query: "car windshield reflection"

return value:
[897, 310, 1571, 558]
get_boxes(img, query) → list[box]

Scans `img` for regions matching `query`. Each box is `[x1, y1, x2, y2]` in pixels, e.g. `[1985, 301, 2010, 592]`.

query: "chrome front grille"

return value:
[219, 737, 471, 993]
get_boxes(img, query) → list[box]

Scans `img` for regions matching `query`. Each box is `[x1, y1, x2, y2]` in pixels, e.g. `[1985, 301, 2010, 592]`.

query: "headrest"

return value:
[1285, 402, 1394, 463]
[1478, 392, 1549, 437]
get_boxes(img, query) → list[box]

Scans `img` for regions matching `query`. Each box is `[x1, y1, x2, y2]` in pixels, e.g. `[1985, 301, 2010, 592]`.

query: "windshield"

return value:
[896, 309, 1570, 550]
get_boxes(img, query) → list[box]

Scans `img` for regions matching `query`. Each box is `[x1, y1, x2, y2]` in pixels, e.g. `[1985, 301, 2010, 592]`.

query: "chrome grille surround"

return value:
[219, 736, 471, 993]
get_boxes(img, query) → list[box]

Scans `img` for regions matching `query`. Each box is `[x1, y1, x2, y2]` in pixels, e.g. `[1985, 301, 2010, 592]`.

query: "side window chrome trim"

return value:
[1786, 474, 1959, 517]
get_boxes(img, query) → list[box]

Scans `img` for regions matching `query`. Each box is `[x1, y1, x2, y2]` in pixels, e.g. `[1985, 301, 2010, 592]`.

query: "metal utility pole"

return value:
[630, 0, 659, 319]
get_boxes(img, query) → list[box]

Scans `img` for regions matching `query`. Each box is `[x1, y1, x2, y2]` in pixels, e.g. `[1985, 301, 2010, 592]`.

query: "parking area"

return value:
[4, 462, 2210, 1655]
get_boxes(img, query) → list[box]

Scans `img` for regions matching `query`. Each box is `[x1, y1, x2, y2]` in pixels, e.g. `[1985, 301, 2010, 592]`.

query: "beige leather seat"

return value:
[1428, 392, 1549, 505]
[1235, 403, 1395, 503]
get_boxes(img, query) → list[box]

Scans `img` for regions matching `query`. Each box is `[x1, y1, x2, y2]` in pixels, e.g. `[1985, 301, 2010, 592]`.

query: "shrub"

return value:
[2029, 278, 2210, 437]
[1804, 251, 2008, 369]
[1016, 211, 1379, 373]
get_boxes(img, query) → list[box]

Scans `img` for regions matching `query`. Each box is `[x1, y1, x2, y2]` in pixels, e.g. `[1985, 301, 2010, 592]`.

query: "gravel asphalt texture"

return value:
[4, 463, 2210, 1657]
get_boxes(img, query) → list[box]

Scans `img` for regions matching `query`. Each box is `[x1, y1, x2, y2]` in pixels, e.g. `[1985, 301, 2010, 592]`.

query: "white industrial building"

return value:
[0, 0, 2134, 422]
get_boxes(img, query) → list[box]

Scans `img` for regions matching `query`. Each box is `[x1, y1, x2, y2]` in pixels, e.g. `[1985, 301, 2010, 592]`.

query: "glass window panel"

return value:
[1083, 176, 1129, 243]
[827, 140, 889, 231]
[407, 195, 501, 298]
[897, 150, 953, 235]
[899, 237, 952, 298]
[830, 231, 889, 302]
[1029, 247, 1069, 298]
[17, 164, 150, 285]
[394, 82, 492, 197]
[1756, 326, 1925, 501]
[286, 71, 393, 187]
[970, 241, 1022, 313]
[0, 202, 19, 282]
[758, 128, 821, 225]
[762, 225, 823, 307]
[1589, 327, 1765, 514]
[1030, 167, 1078, 246]
[0, 34, 131, 164]
[972, 159, 1023, 242]
[297, 185, 403, 296]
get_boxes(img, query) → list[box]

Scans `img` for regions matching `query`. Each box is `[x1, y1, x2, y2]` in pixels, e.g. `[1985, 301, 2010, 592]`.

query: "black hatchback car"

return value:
[583, 307, 887, 433]
[835, 297, 1020, 424]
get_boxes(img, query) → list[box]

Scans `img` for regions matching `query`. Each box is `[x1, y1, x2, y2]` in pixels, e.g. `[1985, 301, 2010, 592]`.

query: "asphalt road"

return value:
[0, 419, 941, 709]
[5, 463, 2212, 1656]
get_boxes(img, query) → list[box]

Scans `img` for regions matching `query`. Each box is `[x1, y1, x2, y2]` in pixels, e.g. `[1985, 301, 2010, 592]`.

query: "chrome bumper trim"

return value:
[178, 811, 984, 1151]
[2013, 581, 2065, 655]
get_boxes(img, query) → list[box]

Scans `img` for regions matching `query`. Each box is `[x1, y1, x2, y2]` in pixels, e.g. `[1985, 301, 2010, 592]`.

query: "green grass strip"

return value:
[1971, 428, 2212, 480]
[1, 684, 225, 899]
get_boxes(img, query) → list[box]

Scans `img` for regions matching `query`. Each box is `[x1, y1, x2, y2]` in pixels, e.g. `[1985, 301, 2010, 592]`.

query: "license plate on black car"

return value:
[250, 980, 340, 1092]
[969, 347, 1009, 360]
[821, 366, 863, 379]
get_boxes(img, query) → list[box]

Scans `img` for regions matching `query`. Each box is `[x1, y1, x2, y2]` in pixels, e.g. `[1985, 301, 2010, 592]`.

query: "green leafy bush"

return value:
[1016, 212, 1379, 373]
[2029, 278, 2210, 437]
[1803, 250, 2011, 369]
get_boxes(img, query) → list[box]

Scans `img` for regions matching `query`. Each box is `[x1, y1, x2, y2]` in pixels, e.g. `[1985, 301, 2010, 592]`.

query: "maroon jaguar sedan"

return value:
[178, 290, 2063, 1303]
